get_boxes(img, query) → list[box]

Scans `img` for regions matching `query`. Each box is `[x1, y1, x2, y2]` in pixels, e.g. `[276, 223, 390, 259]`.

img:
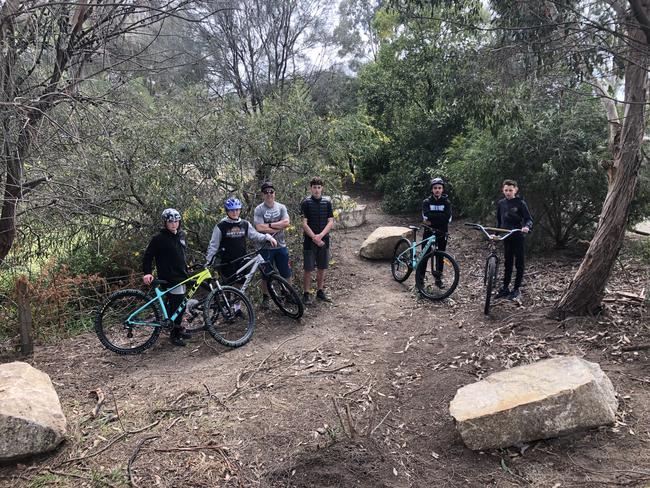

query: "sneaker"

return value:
[261, 295, 271, 310]
[169, 330, 186, 347]
[495, 287, 510, 299]
[435, 279, 446, 289]
[509, 289, 521, 300]
[178, 328, 192, 339]
[303, 292, 313, 305]
[316, 289, 332, 302]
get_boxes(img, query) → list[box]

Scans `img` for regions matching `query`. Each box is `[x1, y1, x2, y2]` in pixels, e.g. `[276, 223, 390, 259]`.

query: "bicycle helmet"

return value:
[224, 198, 243, 211]
[161, 208, 181, 222]
[430, 177, 445, 189]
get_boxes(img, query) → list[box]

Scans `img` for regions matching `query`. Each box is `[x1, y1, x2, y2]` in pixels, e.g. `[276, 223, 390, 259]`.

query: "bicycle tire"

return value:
[391, 238, 413, 282]
[415, 250, 460, 301]
[267, 275, 304, 319]
[204, 286, 256, 347]
[95, 289, 162, 355]
[484, 256, 497, 315]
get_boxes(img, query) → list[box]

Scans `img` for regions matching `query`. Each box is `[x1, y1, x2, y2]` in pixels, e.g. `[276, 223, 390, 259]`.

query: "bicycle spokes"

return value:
[415, 251, 460, 301]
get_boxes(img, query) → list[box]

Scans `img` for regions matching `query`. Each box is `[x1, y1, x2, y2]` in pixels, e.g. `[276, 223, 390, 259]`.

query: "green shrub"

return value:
[442, 85, 609, 249]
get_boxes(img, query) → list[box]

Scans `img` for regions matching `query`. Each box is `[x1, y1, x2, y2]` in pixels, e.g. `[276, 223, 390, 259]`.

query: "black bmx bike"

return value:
[465, 223, 521, 315]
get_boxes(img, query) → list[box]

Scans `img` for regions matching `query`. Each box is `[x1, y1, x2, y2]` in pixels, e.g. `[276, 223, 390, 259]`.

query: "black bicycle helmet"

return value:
[430, 177, 445, 189]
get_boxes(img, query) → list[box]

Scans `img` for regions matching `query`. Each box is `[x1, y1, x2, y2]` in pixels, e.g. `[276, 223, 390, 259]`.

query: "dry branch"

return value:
[225, 336, 298, 400]
[89, 388, 105, 418]
[127, 436, 159, 488]
[309, 363, 355, 374]
[621, 343, 650, 352]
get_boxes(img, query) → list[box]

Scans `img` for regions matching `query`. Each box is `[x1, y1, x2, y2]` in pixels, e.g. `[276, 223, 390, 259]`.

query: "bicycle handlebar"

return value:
[465, 223, 522, 241]
[412, 223, 449, 236]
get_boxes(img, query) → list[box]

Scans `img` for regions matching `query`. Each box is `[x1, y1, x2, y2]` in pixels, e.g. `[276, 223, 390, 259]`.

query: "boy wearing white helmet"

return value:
[142, 208, 191, 346]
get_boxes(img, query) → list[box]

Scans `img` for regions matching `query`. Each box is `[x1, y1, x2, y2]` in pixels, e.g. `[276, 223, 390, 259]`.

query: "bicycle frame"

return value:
[126, 268, 218, 327]
[396, 227, 438, 268]
[220, 252, 275, 294]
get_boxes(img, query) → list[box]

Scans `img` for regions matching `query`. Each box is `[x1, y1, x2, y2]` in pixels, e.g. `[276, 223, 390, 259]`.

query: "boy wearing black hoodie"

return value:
[421, 177, 452, 287]
[142, 208, 191, 346]
[495, 179, 533, 300]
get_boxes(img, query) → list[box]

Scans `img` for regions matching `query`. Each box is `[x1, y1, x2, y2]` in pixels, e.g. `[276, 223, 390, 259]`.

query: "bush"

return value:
[442, 86, 610, 249]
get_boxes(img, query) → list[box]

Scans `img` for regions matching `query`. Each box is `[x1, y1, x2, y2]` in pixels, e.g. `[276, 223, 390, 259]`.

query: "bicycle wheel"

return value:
[95, 289, 162, 355]
[391, 238, 413, 282]
[204, 286, 256, 347]
[415, 250, 460, 301]
[267, 275, 304, 319]
[484, 256, 497, 315]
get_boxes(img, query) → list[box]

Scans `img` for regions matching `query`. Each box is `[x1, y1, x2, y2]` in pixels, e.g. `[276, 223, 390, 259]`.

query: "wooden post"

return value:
[16, 275, 33, 356]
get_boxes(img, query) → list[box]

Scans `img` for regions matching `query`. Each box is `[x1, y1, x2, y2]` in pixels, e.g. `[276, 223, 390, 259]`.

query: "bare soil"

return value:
[1, 194, 650, 488]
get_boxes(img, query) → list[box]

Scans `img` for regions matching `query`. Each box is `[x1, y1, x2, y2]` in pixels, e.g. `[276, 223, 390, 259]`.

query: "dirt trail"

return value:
[1, 195, 649, 488]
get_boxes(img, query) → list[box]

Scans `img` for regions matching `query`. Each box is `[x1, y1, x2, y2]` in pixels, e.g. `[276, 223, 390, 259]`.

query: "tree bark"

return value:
[551, 2, 650, 319]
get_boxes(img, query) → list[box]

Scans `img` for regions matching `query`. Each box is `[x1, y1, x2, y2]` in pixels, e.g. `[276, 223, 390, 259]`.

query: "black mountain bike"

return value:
[465, 223, 522, 315]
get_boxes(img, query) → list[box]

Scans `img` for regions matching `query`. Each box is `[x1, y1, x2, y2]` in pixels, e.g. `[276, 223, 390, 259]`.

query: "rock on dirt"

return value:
[359, 226, 412, 260]
[336, 203, 368, 229]
[449, 356, 618, 450]
[0, 362, 67, 462]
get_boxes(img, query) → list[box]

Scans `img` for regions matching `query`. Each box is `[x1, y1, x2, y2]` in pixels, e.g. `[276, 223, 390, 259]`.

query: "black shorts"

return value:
[303, 246, 329, 271]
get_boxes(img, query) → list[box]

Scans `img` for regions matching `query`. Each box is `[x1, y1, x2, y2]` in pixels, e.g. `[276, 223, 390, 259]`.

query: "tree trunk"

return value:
[551, 7, 649, 319]
[0, 155, 22, 263]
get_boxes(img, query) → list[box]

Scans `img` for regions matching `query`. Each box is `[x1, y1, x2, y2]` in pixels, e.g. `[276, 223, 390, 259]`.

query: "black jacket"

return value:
[142, 228, 188, 285]
[496, 197, 533, 231]
[422, 194, 452, 233]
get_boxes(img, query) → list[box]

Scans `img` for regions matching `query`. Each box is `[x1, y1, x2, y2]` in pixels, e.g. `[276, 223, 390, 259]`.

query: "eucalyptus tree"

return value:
[196, 0, 334, 114]
[0, 0, 199, 263]
[334, 0, 383, 71]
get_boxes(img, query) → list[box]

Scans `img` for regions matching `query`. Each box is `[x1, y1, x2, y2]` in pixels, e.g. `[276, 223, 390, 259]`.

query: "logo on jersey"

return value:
[264, 208, 281, 222]
[225, 228, 246, 238]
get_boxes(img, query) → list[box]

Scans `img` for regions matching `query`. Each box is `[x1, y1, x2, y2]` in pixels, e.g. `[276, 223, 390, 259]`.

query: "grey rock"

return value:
[337, 204, 367, 229]
[360, 226, 412, 260]
[0, 362, 67, 462]
[449, 356, 618, 450]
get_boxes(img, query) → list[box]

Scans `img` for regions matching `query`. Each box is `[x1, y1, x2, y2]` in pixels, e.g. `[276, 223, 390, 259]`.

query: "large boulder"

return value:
[360, 226, 412, 260]
[337, 204, 367, 229]
[0, 362, 67, 462]
[449, 356, 618, 450]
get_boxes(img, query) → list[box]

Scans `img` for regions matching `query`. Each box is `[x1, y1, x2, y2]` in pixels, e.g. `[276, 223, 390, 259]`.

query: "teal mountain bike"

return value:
[95, 266, 255, 354]
[391, 225, 460, 301]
